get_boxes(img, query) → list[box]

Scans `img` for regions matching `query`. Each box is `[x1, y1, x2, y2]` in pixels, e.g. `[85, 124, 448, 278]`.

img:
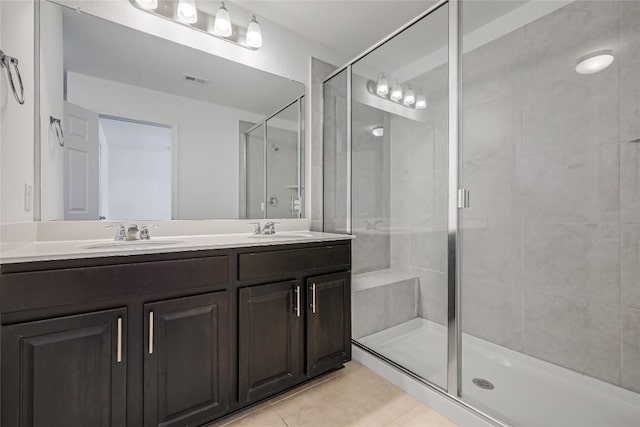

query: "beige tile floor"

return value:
[211, 361, 456, 427]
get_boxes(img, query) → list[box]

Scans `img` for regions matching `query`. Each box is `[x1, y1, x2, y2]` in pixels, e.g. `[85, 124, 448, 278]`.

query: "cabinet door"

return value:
[1, 308, 127, 427]
[144, 291, 229, 427]
[307, 272, 351, 377]
[238, 280, 302, 404]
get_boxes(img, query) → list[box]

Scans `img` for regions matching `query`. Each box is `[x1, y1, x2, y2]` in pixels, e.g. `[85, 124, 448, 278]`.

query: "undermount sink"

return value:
[248, 233, 314, 239]
[82, 240, 185, 250]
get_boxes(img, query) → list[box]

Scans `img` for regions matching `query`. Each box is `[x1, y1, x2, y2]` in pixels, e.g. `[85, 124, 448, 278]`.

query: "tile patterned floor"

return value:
[211, 361, 456, 427]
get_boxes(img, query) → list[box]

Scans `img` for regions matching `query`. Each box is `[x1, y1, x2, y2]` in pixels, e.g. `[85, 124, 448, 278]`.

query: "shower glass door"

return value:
[459, 1, 640, 426]
[245, 124, 265, 218]
[346, 2, 450, 390]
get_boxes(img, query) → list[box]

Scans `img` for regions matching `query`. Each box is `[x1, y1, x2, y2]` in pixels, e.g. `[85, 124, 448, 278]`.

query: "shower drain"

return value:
[472, 378, 495, 390]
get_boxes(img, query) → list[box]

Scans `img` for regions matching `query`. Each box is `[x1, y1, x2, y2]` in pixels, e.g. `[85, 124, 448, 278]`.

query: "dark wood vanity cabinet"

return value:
[1, 308, 127, 427]
[0, 240, 351, 427]
[238, 280, 303, 404]
[307, 272, 351, 377]
[144, 292, 230, 427]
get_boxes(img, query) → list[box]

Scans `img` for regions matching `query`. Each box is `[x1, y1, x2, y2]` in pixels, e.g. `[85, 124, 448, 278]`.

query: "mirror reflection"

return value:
[39, 0, 305, 221]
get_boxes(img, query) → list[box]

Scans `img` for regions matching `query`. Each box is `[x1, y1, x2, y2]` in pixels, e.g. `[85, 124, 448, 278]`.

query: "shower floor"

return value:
[358, 318, 640, 427]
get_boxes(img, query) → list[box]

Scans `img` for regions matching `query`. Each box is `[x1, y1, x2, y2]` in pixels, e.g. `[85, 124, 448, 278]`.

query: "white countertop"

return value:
[0, 231, 353, 264]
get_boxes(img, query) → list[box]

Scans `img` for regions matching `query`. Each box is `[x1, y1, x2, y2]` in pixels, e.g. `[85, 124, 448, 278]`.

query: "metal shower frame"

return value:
[322, 1, 506, 425]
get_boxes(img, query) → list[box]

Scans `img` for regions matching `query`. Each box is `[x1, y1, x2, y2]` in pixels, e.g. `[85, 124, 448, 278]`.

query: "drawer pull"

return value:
[116, 317, 123, 363]
[149, 311, 154, 354]
[311, 283, 316, 314]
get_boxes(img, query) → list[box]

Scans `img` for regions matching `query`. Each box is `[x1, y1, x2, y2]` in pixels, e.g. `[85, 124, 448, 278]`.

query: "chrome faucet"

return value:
[262, 221, 279, 235]
[127, 224, 141, 240]
[249, 221, 279, 235]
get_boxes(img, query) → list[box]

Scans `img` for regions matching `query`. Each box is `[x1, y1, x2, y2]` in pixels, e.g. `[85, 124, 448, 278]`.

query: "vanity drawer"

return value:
[1, 256, 229, 313]
[238, 244, 350, 281]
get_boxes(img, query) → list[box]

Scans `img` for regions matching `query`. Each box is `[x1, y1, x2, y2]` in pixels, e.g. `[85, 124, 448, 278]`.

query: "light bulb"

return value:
[415, 94, 427, 109]
[246, 15, 262, 48]
[176, 0, 197, 23]
[390, 83, 402, 102]
[214, 2, 232, 37]
[575, 50, 614, 75]
[135, 0, 157, 10]
[376, 73, 389, 96]
[403, 86, 415, 106]
[372, 126, 384, 137]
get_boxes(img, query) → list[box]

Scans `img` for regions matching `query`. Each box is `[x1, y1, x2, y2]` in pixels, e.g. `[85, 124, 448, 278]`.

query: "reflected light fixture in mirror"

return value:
[246, 15, 262, 48]
[376, 73, 389, 96]
[575, 49, 614, 75]
[390, 82, 403, 101]
[134, 0, 157, 10]
[177, 0, 198, 24]
[372, 126, 384, 137]
[415, 92, 427, 109]
[213, 2, 232, 37]
[403, 85, 415, 106]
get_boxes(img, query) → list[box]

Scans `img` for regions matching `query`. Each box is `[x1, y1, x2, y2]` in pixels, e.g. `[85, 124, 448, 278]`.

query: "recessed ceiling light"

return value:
[575, 50, 614, 75]
[372, 126, 384, 137]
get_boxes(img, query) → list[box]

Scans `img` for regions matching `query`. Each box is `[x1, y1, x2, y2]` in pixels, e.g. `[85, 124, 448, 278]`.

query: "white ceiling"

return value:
[232, 0, 436, 59]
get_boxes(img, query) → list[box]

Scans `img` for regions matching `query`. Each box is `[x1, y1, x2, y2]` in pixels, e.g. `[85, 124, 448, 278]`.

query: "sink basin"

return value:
[82, 240, 185, 250]
[248, 233, 314, 239]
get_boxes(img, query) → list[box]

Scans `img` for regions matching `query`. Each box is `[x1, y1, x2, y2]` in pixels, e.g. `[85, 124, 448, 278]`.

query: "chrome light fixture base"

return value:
[130, 0, 261, 51]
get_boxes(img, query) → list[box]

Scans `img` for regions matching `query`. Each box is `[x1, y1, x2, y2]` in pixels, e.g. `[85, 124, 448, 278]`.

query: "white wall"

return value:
[39, 0, 64, 221]
[66, 71, 270, 219]
[0, 0, 35, 224]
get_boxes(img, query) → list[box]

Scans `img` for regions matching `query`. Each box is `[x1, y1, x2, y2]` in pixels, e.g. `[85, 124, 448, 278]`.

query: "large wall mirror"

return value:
[38, 0, 305, 221]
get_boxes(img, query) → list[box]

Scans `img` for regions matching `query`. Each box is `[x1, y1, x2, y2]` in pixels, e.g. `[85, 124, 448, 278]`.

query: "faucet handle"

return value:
[249, 222, 262, 235]
[140, 224, 159, 240]
[263, 221, 280, 234]
[106, 224, 126, 241]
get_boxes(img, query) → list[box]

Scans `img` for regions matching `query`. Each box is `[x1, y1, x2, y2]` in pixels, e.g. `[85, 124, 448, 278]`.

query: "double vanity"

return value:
[0, 230, 352, 426]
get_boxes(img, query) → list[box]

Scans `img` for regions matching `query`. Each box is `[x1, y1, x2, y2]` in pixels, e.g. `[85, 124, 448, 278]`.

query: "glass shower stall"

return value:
[323, 1, 640, 425]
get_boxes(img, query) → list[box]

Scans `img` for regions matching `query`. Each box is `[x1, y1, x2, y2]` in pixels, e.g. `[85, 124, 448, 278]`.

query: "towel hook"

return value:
[50, 116, 64, 147]
[0, 49, 25, 105]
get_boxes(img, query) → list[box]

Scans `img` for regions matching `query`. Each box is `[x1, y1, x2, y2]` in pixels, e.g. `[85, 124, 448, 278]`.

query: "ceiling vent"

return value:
[183, 74, 210, 86]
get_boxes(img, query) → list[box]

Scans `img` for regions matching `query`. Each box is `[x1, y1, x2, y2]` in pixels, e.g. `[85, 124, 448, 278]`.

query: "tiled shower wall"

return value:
[389, 0, 639, 392]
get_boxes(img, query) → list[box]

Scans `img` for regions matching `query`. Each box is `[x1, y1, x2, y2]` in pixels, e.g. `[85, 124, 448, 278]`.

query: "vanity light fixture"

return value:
[213, 2, 233, 37]
[403, 85, 415, 106]
[415, 93, 427, 109]
[130, 0, 263, 51]
[390, 82, 403, 102]
[575, 49, 614, 75]
[134, 0, 157, 10]
[376, 73, 389, 96]
[372, 126, 384, 137]
[177, 0, 198, 24]
[246, 15, 262, 48]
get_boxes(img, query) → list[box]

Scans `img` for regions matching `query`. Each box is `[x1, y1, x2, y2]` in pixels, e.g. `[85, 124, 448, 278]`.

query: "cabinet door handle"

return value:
[148, 311, 154, 354]
[116, 317, 123, 363]
[295, 285, 301, 317]
[311, 283, 316, 314]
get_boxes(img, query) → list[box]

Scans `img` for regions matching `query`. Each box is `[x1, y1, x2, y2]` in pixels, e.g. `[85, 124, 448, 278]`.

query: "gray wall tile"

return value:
[524, 223, 620, 305]
[523, 290, 621, 385]
[621, 224, 640, 309]
[621, 307, 640, 392]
